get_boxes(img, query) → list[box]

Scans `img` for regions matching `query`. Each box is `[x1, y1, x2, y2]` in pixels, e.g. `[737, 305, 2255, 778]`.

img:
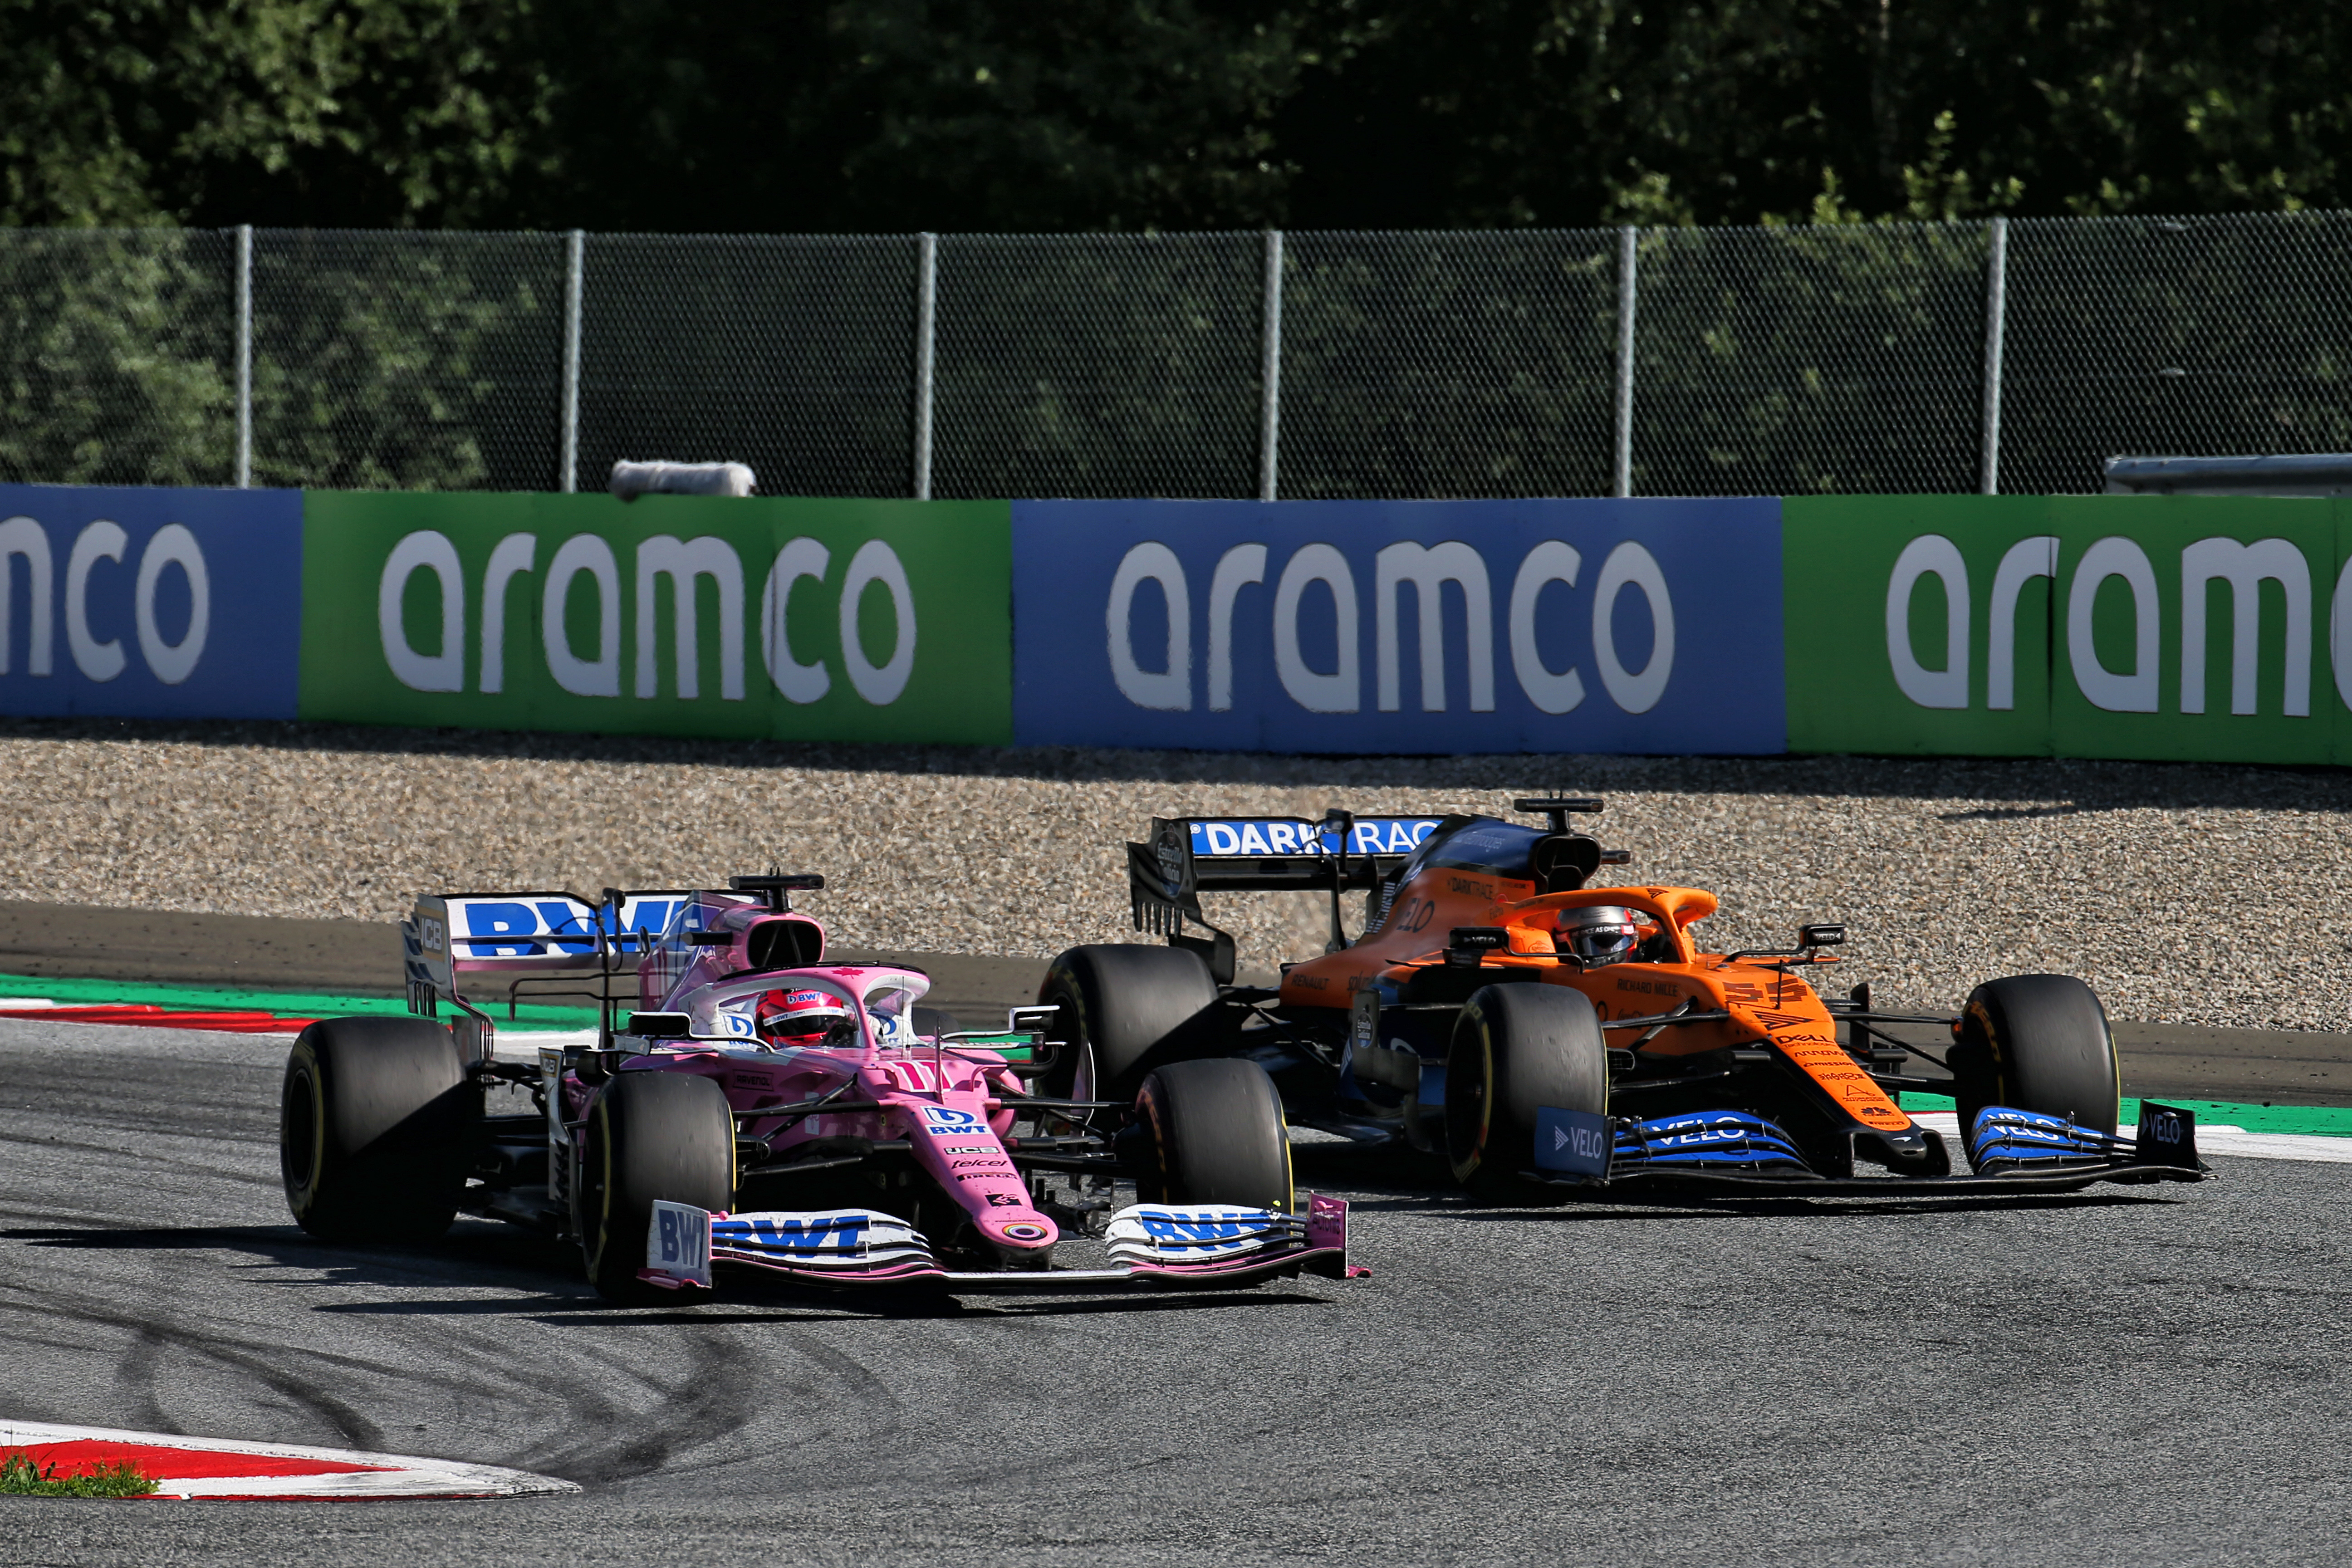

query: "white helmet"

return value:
[1555, 905, 1640, 966]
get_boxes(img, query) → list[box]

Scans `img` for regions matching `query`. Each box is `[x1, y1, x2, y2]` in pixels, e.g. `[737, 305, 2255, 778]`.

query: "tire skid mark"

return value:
[519, 1325, 772, 1485]
[114, 1324, 171, 1435]
[675, 1327, 917, 1481]
[0, 1274, 544, 1405]
[0, 1278, 385, 1452]
[3, 1205, 715, 1469]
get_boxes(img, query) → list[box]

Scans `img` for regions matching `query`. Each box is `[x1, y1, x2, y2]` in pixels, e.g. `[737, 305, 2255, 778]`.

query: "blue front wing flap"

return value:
[1538, 1102, 2201, 1184]
[1965, 1107, 2132, 1173]
[1610, 1110, 1813, 1176]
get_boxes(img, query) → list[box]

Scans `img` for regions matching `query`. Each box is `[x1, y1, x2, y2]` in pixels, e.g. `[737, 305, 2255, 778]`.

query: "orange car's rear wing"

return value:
[1127, 813, 1455, 981]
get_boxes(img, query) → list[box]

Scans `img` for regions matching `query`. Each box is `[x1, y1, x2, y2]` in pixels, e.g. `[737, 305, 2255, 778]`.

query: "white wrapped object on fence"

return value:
[608, 460, 756, 500]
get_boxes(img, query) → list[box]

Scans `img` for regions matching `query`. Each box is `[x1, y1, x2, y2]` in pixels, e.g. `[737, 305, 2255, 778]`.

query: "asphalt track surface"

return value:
[4, 1016, 2351, 1566]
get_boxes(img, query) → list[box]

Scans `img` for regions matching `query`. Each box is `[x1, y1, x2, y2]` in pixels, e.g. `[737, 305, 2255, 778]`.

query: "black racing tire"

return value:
[1037, 944, 1219, 1102]
[1949, 974, 2121, 1163]
[577, 1068, 736, 1302]
[279, 1016, 476, 1243]
[913, 1006, 963, 1041]
[1131, 1058, 1294, 1214]
[1444, 984, 1607, 1202]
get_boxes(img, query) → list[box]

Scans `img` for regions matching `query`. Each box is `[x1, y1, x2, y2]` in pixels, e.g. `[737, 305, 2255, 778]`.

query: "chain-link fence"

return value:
[4, 213, 2349, 499]
[1999, 213, 2352, 494]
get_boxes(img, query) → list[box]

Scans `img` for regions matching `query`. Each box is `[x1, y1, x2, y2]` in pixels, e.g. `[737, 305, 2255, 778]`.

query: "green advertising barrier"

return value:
[299, 493, 1012, 743]
[1785, 495, 2351, 764]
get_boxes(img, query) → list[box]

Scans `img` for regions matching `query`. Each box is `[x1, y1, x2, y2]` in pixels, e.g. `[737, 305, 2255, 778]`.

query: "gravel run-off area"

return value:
[1, 717, 2346, 1030]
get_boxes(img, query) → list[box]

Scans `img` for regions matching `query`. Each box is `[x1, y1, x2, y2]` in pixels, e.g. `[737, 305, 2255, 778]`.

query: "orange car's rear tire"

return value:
[1444, 984, 1607, 1203]
[1950, 974, 2121, 1168]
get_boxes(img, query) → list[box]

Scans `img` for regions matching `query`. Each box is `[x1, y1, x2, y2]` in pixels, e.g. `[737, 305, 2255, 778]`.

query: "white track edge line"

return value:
[0, 1419, 578, 1499]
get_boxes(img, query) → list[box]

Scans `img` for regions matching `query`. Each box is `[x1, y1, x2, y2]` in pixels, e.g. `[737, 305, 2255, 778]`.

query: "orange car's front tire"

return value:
[1950, 974, 2121, 1168]
[1444, 984, 1607, 1202]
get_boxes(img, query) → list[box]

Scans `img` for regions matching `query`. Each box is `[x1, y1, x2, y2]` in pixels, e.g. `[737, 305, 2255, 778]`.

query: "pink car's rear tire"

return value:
[279, 1017, 476, 1243]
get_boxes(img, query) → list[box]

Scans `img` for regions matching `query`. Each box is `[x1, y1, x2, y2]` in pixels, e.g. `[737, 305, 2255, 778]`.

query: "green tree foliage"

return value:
[509, 0, 1304, 231]
[0, 0, 547, 228]
[1275, 0, 2352, 227]
[0, 0, 2344, 231]
[0, 229, 234, 483]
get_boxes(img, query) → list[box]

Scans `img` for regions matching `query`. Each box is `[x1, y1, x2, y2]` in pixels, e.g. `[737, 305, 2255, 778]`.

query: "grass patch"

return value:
[0, 1451, 158, 1497]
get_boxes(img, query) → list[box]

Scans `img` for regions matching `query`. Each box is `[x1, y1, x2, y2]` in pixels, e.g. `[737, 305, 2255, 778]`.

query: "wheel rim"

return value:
[1040, 974, 1090, 1101]
[1444, 1020, 1493, 1181]
[578, 1099, 615, 1274]
[280, 1062, 322, 1200]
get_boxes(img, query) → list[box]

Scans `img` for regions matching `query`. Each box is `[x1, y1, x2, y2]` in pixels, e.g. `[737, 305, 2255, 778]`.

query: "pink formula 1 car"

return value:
[277, 874, 1354, 1301]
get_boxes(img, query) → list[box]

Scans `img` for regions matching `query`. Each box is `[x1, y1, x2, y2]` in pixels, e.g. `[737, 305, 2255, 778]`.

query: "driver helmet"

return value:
[755, 987, 856, 1046]
[1554, 905, 1641, 966]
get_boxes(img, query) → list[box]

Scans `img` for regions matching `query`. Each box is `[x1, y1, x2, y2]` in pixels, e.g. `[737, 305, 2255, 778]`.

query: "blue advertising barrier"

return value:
[1012, 499, 1785, 754]
[0, 485, 303, 719]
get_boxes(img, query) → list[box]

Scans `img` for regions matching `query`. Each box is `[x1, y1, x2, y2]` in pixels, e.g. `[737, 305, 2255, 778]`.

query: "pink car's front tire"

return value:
[1132, 1058, 1294, 1214]
[576, 1069, 735, 1303]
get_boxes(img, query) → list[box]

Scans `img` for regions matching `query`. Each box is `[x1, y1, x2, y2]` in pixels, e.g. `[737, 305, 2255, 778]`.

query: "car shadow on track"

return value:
[1289, 1145, 2193, 1219]
[1435, 1191, 2184, 1220]
[3, 1219, 600, 1295]
[301, 1284, 1337, 1325]
[0, 1221, 1340, 1323]
[520, 1292, 1335, 1327]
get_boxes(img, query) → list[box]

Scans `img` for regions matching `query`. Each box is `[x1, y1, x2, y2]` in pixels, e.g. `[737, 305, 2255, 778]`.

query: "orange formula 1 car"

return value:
[1042, 800, 2208, 1197]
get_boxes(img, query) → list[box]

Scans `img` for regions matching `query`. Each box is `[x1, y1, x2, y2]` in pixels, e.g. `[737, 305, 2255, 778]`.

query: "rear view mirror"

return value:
[1446, 926, 1509, 967]
[1529, 833, 1601, 893]
[1799, 923, 1846, 949]
[627, 1010, 694, 1038]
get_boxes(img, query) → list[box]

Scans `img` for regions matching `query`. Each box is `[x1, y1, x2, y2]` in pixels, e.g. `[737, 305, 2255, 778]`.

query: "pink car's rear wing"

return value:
[400, 885, 770, 1055]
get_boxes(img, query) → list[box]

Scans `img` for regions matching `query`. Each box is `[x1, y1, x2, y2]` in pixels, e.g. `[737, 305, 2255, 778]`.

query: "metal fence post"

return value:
[1259, 230, 1284, 502]
[560, 230, 584, 494]
[912, 232, 938, 501]
[234, 225, 253, 488]
[1613, 226, 1638, 498]
[1979, 216, 2009, 495]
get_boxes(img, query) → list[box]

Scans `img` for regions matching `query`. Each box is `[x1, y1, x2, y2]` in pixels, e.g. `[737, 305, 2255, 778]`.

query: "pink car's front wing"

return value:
[640, 1193, 1366, 1293]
